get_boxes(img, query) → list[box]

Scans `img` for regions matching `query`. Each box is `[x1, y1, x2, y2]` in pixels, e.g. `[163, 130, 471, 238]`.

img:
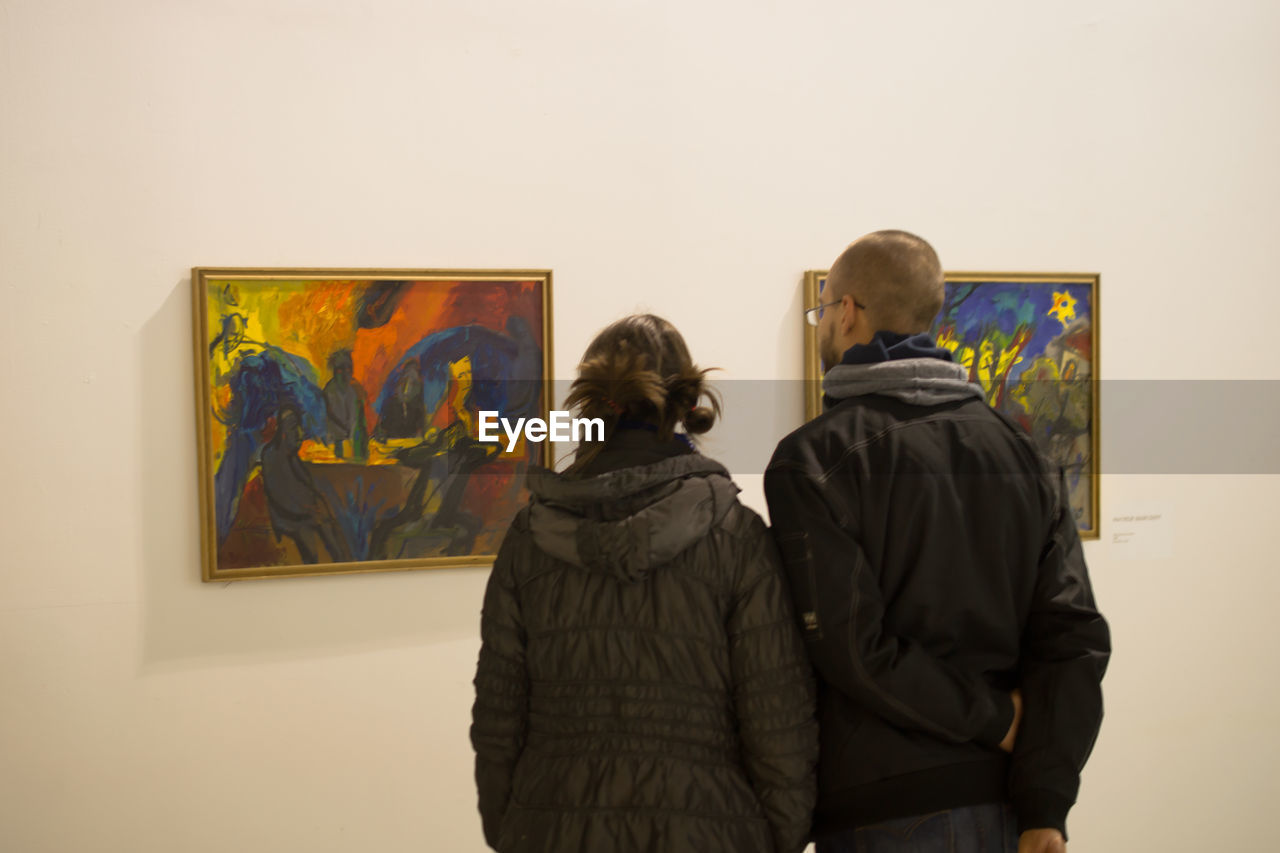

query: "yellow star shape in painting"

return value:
[1048, 290, 1077, 326]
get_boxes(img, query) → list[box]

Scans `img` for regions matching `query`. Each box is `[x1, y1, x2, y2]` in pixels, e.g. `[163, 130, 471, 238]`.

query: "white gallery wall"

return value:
[2, 0, 1278, 850]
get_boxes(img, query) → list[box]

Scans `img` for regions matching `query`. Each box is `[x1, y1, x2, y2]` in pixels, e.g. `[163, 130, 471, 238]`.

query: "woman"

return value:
[471, 314, 817, 853]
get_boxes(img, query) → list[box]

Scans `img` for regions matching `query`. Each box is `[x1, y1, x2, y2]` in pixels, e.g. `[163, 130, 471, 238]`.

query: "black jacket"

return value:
[472, 431, 818, 852]
[764, 355, 1109, 839]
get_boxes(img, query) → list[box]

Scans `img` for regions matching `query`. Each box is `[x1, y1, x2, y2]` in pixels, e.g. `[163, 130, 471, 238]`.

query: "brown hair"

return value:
[828, 229, 945, 334]
[563, 314, 720, 468]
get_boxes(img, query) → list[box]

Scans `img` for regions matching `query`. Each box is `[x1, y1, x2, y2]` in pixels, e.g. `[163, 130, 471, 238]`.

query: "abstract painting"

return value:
[192, 269, 553, 581]
[803, 271, 1099, 538]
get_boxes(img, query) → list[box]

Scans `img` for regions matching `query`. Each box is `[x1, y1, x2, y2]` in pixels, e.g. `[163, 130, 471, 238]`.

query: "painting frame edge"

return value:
[191, 266, 555, 583]
[802, 271, 825, 422]
[802, 268, 1100, 540]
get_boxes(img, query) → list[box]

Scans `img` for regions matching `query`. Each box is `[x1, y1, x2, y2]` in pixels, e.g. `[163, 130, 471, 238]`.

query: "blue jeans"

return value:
[815, 803, 1018, 853]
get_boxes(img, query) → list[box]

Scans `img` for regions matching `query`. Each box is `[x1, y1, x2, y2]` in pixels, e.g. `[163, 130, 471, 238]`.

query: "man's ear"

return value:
[838, 294, 857, 334]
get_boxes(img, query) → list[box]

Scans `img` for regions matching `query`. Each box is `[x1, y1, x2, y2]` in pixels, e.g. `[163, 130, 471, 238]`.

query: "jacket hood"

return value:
[526, 454, 740, 582]
[823, 357, 986, 406]
[837, 331, 956, 365]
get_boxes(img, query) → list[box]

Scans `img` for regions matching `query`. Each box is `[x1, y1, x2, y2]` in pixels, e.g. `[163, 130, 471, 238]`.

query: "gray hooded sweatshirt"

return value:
[822, 357, 986, 407]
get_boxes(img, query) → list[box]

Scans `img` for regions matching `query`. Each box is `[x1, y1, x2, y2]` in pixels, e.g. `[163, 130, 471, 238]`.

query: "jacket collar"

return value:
[824, 333, 985, 407]
[837, 331, 956, 366]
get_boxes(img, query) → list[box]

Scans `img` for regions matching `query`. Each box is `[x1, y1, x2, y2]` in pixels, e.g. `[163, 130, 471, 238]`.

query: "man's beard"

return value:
[819, 324, 841, 374]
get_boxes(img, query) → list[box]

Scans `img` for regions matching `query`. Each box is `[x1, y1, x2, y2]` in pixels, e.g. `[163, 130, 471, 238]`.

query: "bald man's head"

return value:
[827, 230, 945, 335]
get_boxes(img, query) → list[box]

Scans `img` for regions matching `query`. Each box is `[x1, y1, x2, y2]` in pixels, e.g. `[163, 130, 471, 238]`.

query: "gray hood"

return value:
[823, 357, 986, 406]
[526, 455, 740, 582]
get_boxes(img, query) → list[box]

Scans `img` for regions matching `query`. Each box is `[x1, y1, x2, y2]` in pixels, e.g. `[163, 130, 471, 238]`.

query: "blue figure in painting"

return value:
[367, 317, 542, 560]
[209, 312, 327, 544]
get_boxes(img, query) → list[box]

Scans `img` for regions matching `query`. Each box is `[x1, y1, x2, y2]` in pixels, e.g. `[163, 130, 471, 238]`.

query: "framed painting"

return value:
[193, 268, 553, 581]
[803, 271, 1099, 539]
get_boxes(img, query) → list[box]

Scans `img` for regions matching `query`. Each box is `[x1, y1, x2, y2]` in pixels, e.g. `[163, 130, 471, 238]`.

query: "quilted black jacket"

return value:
[471, 432, 818, 852]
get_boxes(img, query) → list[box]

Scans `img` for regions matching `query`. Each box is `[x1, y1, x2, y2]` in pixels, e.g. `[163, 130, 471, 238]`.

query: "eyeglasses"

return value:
[804, 296, 866, 327]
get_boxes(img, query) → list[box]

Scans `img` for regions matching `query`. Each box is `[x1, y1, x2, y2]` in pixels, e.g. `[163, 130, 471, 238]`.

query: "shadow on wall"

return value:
[137, 279, 491, 674]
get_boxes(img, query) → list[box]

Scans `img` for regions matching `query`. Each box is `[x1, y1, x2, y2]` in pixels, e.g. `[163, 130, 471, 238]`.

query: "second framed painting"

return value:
[803, 270, 1100, 539]
[193, 268, 553, 582]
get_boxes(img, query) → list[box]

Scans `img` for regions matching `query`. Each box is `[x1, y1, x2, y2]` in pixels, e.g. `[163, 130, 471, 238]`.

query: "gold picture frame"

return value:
[803, 270, 1100, 539]
[193, 268, 554, 581]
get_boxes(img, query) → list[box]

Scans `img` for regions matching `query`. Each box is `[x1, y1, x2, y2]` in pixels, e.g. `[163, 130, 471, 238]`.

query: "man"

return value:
[323, 349, 368, 460]
[765, 230, 1109, 853]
